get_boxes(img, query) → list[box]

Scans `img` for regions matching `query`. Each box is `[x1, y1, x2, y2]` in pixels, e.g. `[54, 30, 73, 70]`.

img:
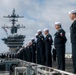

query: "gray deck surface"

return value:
[52, 58, 73, 73]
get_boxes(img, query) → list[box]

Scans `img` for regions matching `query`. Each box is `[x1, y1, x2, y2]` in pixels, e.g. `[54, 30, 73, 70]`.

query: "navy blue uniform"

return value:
[36, 34, 45, 65]
[70, 20, 76, 73]
[54, 28, 67, 70]
[31, 41, 36, 63]
[25, 47, 29, 61]
[27, 46, 32, 62]
[44, 34, 53, 67]
[23, 48, 27, 61]
[17, 48, 24, 60]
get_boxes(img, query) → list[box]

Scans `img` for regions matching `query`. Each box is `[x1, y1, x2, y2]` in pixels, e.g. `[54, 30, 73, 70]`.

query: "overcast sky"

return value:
[0, 0, 76, 53]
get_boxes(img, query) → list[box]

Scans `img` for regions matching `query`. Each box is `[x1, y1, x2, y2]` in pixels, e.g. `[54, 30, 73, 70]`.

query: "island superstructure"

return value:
[2, 9, 25, 53]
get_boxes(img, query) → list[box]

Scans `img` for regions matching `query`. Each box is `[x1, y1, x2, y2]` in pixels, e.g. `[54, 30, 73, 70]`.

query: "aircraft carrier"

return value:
[0, 9, 75, 75]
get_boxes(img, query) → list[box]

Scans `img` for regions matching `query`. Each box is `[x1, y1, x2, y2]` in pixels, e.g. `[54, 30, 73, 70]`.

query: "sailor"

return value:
[17, 46, 25, 60]
[27, 42, 32, 62]
[9, 53, 12, 58]
[31, 38, 36, 63]
[35, 33, 38, 63]
[43, 28, 53, 67]
[22, 45, 27, 61]
[12, 53, 14, 59]
[36, 30, 45, 65]
[54, 22, 67, 70]
[24, 44, 29, 61]
[29, 41, 33, 62]
[16, 47, 22, 59]
[69, 10, 76, 73]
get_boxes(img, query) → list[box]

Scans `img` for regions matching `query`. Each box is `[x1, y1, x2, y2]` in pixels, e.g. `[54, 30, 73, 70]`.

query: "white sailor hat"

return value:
[55, 22, 61, 25]
[69, 10, 76, 14]
[37, 30, 42, 33]
[43, 28, 49, 32]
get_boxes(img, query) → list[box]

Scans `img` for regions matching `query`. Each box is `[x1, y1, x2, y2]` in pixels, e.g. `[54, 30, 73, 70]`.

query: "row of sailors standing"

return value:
[0, 53, 16, 59]
[16, 40, 36, 63]
[16, 22, 67, 71]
